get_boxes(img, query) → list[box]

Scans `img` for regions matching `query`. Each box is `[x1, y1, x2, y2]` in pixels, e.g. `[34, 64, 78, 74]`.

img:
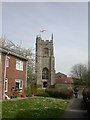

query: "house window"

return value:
[16, 60, 23, 71]
[4, 78, 8, 92]
[6, 56, 10, 67]
[15, 79, 23, 91]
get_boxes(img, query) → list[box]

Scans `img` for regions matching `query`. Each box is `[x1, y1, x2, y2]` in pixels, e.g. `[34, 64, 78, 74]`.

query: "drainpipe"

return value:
[3, 53, 8, 99]
[0, 51, 2, 100]
[25, 61, 28, 88]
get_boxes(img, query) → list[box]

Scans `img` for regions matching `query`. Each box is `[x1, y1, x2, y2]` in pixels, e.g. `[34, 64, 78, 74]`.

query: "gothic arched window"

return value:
[42, 68, 49, 80]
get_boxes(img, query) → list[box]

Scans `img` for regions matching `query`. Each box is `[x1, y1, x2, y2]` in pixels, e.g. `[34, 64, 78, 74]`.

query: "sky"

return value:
[0, 1, 88, 76]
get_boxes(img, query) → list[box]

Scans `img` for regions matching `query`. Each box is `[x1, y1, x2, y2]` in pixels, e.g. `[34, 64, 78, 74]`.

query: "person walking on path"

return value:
[74, 86, 78, 98]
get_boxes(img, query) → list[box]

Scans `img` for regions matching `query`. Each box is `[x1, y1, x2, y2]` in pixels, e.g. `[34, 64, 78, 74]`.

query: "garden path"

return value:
[61, 95, 89, 119]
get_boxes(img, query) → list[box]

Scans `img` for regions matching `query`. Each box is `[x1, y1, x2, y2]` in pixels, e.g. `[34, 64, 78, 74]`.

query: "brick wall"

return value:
[2, 52, 27, 99]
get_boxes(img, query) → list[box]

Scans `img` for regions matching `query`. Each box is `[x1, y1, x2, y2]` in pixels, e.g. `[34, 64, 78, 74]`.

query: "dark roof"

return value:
[0, 48, 28, 61]
[55, 72, 67, 78]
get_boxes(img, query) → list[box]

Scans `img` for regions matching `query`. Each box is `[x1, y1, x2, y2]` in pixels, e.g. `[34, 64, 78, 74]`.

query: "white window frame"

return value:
[4, 78, 8, 92]
[15, 79, 23, 90]
[16, 60, 23, 71]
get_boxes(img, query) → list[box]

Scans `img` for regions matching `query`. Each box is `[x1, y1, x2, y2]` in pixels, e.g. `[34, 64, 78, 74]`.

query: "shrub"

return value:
[45, 87, 73, 99]
[25, 87, 31, 97]
[36, 89, 50, 97]
[30, 82, 37, 96]
[74, 79, 87, 86]
[48, 84, 55, 88]
[25, 83, 37, 97]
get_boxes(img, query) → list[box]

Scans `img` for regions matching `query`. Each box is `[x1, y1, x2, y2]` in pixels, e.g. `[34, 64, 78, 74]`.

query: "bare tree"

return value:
[0, 37, 35, 86]
[0, 37, 33, 57]
[70, 63, 88, 80]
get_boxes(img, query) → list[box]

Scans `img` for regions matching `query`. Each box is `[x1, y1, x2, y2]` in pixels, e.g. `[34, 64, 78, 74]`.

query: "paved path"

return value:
[61, 96, 89, 119]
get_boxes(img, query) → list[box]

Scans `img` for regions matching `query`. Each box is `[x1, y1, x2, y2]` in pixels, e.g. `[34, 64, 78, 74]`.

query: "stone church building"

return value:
[35, 34, 55, 88]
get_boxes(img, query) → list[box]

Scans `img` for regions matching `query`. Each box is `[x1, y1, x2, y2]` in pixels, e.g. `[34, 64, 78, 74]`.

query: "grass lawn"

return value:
[2, 96, 69, 119]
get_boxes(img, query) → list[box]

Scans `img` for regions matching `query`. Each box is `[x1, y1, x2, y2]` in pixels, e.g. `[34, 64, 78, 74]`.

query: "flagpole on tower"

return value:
[39, 29, 46, 37]
[37, 28, 46, 38]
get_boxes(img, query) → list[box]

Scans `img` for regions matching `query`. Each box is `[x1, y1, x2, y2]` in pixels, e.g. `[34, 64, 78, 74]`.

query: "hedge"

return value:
[45, 87, 73, 99]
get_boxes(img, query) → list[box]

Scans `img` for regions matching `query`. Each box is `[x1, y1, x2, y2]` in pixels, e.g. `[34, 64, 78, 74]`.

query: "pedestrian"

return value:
[74, 86, 78, 98]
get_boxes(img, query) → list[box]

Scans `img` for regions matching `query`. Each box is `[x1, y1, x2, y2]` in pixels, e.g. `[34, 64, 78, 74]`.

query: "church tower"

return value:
[35, 34, 55, 88]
